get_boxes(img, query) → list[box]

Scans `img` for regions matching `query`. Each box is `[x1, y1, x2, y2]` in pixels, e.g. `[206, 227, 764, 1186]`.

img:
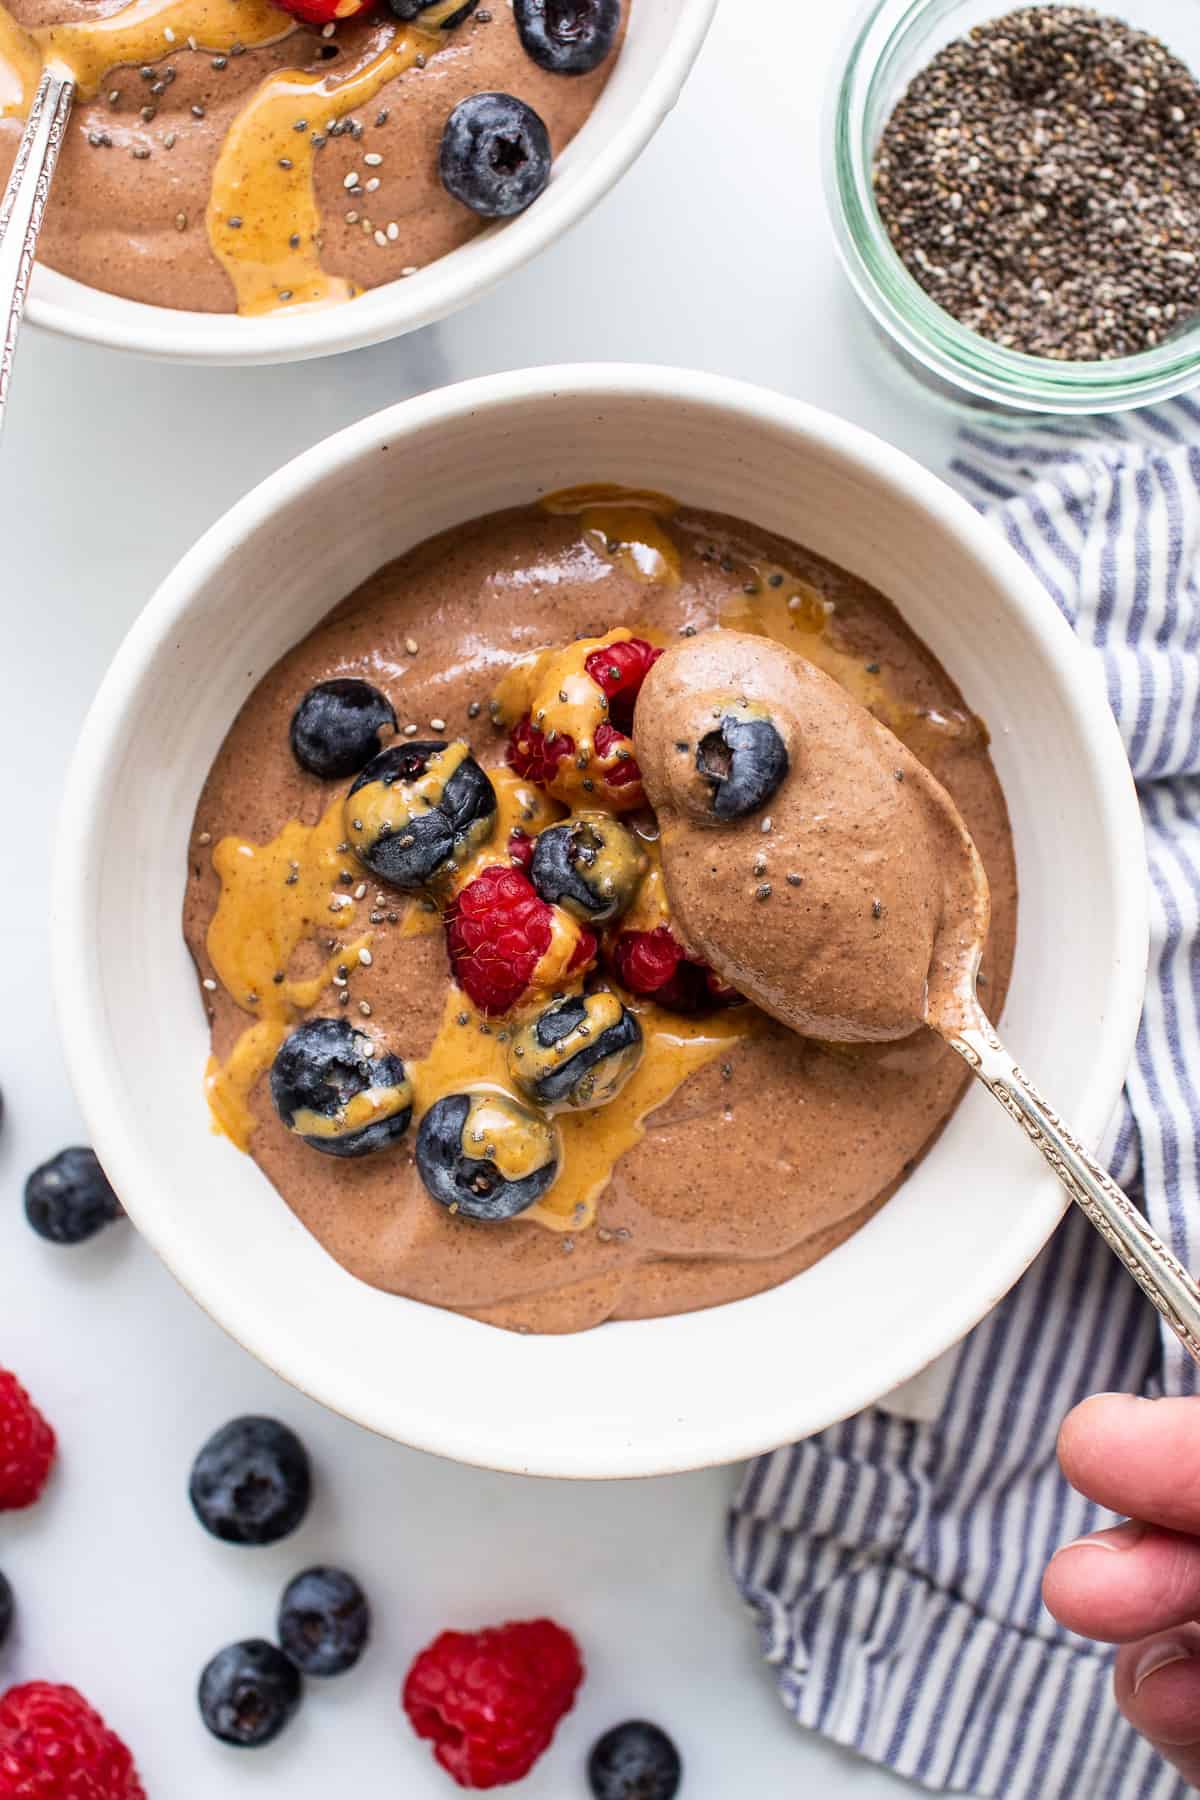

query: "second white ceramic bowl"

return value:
[25, 0, 716, 364]
[53, 365, 1147, 1477]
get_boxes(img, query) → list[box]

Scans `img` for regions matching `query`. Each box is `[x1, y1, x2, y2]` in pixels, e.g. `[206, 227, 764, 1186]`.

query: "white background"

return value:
[0, 0, 952, 1791]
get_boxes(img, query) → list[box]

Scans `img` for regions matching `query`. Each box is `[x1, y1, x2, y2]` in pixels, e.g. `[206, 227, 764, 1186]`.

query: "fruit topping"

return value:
[270, 1017, 412, 1157]
[24, 1147, 123, 1245]
[0, 1371, 55, 1512]
[514, 0, 620, 74]
[198, 1640, 301, 1748]
[507, 827, 535, 871]
[389, 0, 477, 23]
[445, 864, 596, 1016]
[439, 93, 552, 219]
[289, 679, 396, 780]
[696, 710, 789, 821]
[402, 1616, 583, 1788]
[278, 1567, 370, 1677]
[509, 991, 642, 1110]
[269, 0, 375, 23]
[189, 1416, 311, 1546]
[415, 1092, 560, 1221]
[583, 635, 661, 732]
[608, 925, 739, 1015]
[529, 812, 645, 923]
[346, 741, 496, 891]
[505, 633, 659, 810]
[588, 1720, 683, 1799]
[0, 1683, 145, 1799]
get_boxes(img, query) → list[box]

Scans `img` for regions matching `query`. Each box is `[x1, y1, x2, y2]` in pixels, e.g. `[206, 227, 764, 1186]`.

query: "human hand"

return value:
[1045, 1393, 1200, 1789]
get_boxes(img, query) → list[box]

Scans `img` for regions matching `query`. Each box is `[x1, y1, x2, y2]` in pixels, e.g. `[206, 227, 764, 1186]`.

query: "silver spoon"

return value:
[926, 820, 1200, 1361]
[0, 67, 73, 433]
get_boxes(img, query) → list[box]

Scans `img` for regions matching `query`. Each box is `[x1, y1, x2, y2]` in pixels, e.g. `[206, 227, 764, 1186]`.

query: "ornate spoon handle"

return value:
[944, 1007, 1200, 1363]
[0, 67, 74, 435]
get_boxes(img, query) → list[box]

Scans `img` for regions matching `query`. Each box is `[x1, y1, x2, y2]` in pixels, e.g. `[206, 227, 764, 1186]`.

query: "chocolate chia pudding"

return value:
[0, 0, 625, 314]
[183, 491, 1018, 1335]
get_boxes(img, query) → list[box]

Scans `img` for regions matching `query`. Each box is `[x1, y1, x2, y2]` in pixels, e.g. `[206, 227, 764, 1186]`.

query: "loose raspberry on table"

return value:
[608, 926, 740, 1015]
[446, 866, 595, 1016]
[0, 1683, 146, 1800]
[402, 1617, 583, 1789]
[0, 1371, 56, 1512]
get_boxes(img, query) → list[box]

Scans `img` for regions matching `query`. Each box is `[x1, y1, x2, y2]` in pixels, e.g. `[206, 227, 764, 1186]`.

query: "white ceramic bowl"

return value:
[25, 0, 715, 365]
[54, 365, 1147, 1478]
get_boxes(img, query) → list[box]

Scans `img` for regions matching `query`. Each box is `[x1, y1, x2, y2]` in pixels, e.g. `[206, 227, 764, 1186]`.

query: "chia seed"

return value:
[873, 6, 1200, 359]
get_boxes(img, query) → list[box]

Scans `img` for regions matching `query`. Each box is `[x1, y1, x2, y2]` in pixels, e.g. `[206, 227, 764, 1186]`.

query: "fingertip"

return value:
[1117, 1628, 1200, 1750]
[1057, 1392, 1153, 1486]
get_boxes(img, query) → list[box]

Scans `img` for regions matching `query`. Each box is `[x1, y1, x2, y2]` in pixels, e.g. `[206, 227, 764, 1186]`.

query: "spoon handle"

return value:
[946, 1011, 1200, 1364]
[0, 67, 74, 435]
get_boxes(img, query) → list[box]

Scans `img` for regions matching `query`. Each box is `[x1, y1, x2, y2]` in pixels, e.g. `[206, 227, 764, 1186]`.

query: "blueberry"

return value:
[416, 1091, 559, 1220]
[198, 1639, 301, 1748]
[509, 992, 642, 1110]
[189, 1417, 311, 1546]
[696, 712, 789, 820]
[24, 1147, 123, 1245]
[530, 812, 645, 924]
[588, 1721, 682, 1800]
[346, 741, 496, 890]
[270, 1018, 412, 1157]
[0, 1571, 12, 1650]
[290, 679, 396, 780]
[439, 93, 552, 219]
[514, 0, 620, 73]
[278, 1566, 369, 1677]
[388, 0, 477, 23]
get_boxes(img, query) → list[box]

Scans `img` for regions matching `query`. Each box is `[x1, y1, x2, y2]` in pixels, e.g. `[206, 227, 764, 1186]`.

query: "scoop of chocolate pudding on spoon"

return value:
[637, 630, 1200, 1359]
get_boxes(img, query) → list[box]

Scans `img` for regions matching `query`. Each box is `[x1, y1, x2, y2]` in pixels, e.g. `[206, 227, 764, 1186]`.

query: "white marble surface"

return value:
[0, 0, 952, 1790]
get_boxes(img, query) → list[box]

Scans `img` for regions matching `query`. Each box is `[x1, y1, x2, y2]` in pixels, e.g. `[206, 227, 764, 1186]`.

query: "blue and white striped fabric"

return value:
[728, 398, 1200, 1800]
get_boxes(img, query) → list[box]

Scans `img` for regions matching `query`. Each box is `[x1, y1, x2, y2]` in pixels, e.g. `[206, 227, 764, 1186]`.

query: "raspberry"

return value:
[583, 636, 662, 733]
[446, 866, 595, 1016]
[402, 1618, 583, 1789]
[608, 927, 739, 1015]
[507, 714, 574, 787]
[268, 0, 375, 23]
[506, 828, 534, 872]
[0, 1372, 55, 1512]
[593, 721, 643, 791]
[0, 1684, 145, 1800]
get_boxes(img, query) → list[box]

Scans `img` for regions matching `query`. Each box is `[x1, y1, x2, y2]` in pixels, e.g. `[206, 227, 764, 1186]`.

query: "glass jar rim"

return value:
[824, 0, 1200, 414]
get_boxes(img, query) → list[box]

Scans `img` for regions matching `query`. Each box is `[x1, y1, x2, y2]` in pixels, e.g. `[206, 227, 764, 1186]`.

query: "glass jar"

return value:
[824, 0, 1200, 414]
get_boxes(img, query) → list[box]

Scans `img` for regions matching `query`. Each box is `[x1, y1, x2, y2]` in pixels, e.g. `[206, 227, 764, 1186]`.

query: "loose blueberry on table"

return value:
[278, 1566, 371, 1677]
[24, 1146, 124, 1246]
[189, 1416, 311, 1546]
[198, 1639, 302, 1748]
[588, 1718, 684, 1800]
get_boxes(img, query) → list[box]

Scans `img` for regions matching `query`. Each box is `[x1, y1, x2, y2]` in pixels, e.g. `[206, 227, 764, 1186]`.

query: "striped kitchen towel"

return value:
[728, 398, 1200, 1800]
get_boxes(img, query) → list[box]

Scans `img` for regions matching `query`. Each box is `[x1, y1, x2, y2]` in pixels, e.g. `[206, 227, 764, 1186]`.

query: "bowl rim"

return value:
[23, 0, 718, 365]
[51, 364, 1149, 1476]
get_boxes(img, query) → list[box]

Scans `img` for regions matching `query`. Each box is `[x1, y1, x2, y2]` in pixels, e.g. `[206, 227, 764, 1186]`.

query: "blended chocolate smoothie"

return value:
[0, 0, 623, 313]
[183, 494, 1018, 1334]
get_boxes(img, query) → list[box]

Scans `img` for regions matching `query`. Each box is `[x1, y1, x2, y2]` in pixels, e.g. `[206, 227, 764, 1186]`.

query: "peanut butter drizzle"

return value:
[0, 6, 39, 116]
[542, 485, 682, 587]
[723, 572, 976, 755]
[202, 798, 371, 1149]
[0, 0, 290, 117]
[408, 986, 752, 1232]
[206, 0, 460, 317]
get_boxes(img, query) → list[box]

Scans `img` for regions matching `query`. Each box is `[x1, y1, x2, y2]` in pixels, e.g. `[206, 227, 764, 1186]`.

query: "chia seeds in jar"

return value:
[872, 5, 1200, 361]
